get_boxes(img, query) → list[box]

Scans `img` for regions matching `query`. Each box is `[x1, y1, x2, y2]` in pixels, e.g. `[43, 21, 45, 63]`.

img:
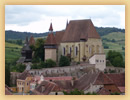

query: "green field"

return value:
[5, 42, 22, 63]
[102, 32, 125, 58]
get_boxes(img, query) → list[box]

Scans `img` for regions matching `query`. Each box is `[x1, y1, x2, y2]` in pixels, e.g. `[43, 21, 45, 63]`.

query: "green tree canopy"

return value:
[59, 55, 70, 67]
[5, 63, 11, 86]
[107, 50, 125, 67]
[32, 38, 45, 61]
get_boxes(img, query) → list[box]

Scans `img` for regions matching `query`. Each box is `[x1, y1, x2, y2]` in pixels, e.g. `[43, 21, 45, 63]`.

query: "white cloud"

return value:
[5, 5, 125, 33]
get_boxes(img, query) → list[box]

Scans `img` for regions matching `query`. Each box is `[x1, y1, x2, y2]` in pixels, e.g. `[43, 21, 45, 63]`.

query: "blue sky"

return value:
[5, 5, 125, 33]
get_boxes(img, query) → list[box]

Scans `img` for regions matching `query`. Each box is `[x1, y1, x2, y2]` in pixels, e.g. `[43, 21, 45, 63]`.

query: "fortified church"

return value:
[44, 19, 105, 70]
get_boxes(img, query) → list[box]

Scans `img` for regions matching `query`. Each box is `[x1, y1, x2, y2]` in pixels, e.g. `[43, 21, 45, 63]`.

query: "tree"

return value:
[111, 39, 116, 43]
[16, 64, 26, 72]
[11, 64, 26, 72]
[33, 38, 45, 61]
[107, 50, 125, 67]
[5, 63, 11, 86]
[59, 55, 70, 67]
[122, 46, 125, 50]
[16, 39, 22, 45]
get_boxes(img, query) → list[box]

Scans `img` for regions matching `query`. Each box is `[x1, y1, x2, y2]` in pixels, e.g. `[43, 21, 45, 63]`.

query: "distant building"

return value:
[17, 36, 35, 63]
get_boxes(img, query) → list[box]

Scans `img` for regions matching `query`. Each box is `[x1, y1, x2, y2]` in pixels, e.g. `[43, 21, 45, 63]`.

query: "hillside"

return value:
[5, 42, 22, 63]
[5, 30, 49, 40]
[102, 32, 125, 59]
[95, 27, 125, 36]
[5, 27, 125, 40]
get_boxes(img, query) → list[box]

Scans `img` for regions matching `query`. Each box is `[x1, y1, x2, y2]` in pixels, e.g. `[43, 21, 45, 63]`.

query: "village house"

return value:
[31, 71, 125, 95]
[16, 71, 33, 93]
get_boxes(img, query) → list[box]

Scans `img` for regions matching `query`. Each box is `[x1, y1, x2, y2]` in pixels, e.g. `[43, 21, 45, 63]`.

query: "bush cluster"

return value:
[59, 55, 70, 67]
[31, 59, 56, 69]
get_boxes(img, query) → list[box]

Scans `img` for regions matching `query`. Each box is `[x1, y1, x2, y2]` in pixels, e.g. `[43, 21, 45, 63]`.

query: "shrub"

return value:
[45, 59, 56, 68]
[76, 62, 80, 65]
[32, 57, 40, 63]
[104, 45, 109, 49]
[59, 55, 70, 67]
[111, 92, 120, 95]
[63, 88, 85, 95]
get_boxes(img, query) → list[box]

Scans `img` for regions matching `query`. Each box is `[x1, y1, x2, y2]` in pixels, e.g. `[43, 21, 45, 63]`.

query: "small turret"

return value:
[66, 19, 69, 29]
[44, 21, 57, 62]
[49, 22, 53, 33]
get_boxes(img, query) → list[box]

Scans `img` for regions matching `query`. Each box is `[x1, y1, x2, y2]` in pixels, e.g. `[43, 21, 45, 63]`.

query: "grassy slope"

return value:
[5, 42, 22, 63]
[102, 32, 125, 58]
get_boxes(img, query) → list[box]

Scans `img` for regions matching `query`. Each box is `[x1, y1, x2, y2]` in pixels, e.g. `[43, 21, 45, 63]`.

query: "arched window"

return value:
[89, 46, 91, 55]
[63, 47, 65, 55]
[70, 47, 71, 54]
[75, 47, 78, 56]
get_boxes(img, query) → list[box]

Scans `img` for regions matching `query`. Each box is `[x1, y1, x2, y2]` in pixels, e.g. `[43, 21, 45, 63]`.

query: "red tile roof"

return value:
[62, 19, 100, 42]
[74, 72, 99, 91]
[118, 87, 125, 93]
[54, 80, 73, 91]
[45, 33, 57, 45]
[32, 80, 61, 95]
[29, 35, 35, 46]
[94, 72, 114, 85]
[106, 73, 125, 87]
[55, 31, 65, 45]
[98, 87, 111, 95]
[18, 70, 32, 80]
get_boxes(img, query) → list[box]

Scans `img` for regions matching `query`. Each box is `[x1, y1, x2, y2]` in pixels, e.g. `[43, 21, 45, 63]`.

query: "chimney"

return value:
[40, 75, 44, 82]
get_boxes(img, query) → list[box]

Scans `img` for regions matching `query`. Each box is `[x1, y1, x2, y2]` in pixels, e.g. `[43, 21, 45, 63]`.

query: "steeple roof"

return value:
[29, 35, 35, 46]
[49, 22, 53, 32]
[66, 19, 69, 29]
[45, 33, 56, 45]
[62, 19, 100, 42]
[25, 36, 29, 45]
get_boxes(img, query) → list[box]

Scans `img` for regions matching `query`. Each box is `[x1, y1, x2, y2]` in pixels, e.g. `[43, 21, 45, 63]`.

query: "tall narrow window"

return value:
[75, 47, 78, 56]
[89, 46, 91, 54]
[70, 47, 71, 54]
[63, 47, 65, 55]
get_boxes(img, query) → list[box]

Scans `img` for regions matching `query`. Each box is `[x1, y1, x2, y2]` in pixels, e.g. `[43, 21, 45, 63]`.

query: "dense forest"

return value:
[5, 27, 125, 40]
[95, 27, 125, 36]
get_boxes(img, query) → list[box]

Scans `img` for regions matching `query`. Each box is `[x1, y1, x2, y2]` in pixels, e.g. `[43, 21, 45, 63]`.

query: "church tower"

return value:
[44, 22, 57, 61]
